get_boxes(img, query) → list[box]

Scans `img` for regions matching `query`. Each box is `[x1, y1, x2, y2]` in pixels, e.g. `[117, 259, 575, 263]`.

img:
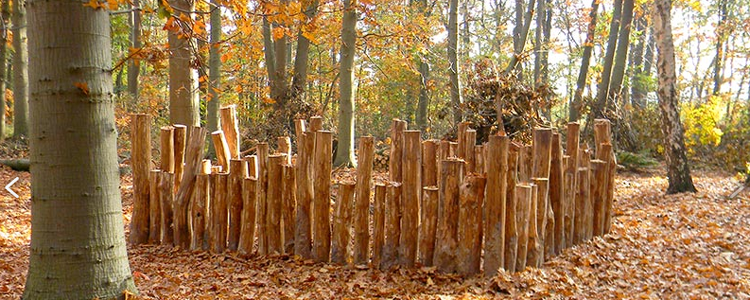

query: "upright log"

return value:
[227, 159, 248, 251]
[581, 148, 593, 240]
[282, 164, 296, 254]
[564, 122, 580, 247]
[266, 154, 285, 254]
[475, 145, 485, 175]
[457, 121, 470, 159]
[295, 132, 314, 258]
[399, 130, 421, 267]
[308, 116, 323, 132]
[515, 183, 533, 272]
[353, 136, 374, 265]
[277, 136, 292, 164]
[173, 124, 187, 192]
[528, 178, 548, 268]
[503, 143, 520, 271]
[212, 173, 229, 253]
[591, 160, 609, 237]
[434, 159, 463, 274]
[160, 172, 175, 245]
[484, 135, 508, 276]
[518, 145, 532, 183]
[422, 140, 438, 188]
[313, 131, 332, 262]
[457, 175, 486, 276]
[245, 155, 257, 178]
[463, 129, 477, 173]
[418, 186, 439, 266]
[371, 184, 387, 268]
[174, 126, 207, 249]
[601, 143, 616, 234]
[160, 126, 175, 173]
[389, 119, 407, 183]
[148, 170, 161, 244]
[211, 130, 231, 172]
[220, 105, 240, 159]
[257, 142, 269, 255]
[593, 119, 612, 156]
[190, 173, 209, 251]
[573, 149, 591, 244]
[238, 177, 258, 255]
[129, 114, 151, 245]
[437, 140, 450, 186]
[331, 182, 355, 264]
[550, 133, 565, 255]
[381, 183, 401, 270]
[201, 160, 212, 174]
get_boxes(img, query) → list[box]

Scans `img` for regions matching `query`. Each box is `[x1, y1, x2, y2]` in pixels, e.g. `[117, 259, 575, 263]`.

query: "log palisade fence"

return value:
[129, 106, 617, 277]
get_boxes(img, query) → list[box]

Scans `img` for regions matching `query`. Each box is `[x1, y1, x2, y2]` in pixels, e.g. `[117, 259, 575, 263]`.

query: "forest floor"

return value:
[2, 151, 750, 298]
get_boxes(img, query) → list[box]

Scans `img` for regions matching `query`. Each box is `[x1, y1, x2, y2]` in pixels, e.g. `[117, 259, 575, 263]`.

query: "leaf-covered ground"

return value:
[2, 165, 750, 299]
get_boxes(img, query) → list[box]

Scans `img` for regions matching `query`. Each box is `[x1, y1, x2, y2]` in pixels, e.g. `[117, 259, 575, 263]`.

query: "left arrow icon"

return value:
[6, 177, 19, 198]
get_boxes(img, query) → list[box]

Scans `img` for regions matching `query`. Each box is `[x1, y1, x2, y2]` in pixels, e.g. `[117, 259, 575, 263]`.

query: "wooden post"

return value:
[257, 142, 269, 255]
[515, 183, 533, 272]
[211, 130, 231, 172]
[464, 129, 477, 173]
[173, 126, 207, 249]
[591, 159, 608, 237]
[518, 145, 532, 183]
[381, 182, 401, 270]
[211, 172, 229, 253]
[457, 175, 486, 276]
[276, 136, 291, 161]
[353, 136, 374, 265]
[389, 119, 407, 183]
[550, 133, 565, 255]
[245, 155, 257, 178]
[573, 149, 590, 244]
[371, 184, 387, 268]
[418, 186, 439, 266]
[564, 123, 580, 247]
[457, 121, 470, 159]
[266, 154, 285, 255]
[422, 140, 438, 189]
[282, 164, 296, 254]
[434, 159, 463, 274]
[581, 148, 593, 241]
[593, 119, 611, 156]
[399, 130, 421, 267]
[528, 178, 548, 267]
[313, 131, 332, 262]
[294, 118, 307, 141]
[220, 105, 240, 159]
[503, 143, 520, 272]
[227, 159, 248, 251]
[449, 142, 458, 157]
[190, 173, 209, 251]
[173, 124, 187, 192]
[331, 182, 355, 264]
[484, 135, 508, 276]
[238, 176, 258, 255]
[295, 131, 314, 258]
[201, 159, 212, 174]
[601, 144, 616, 234]
[160, 172, 174, 245]
[160, 126, 175, 173]
[437, 140, 450, 186]
[309, 115, 324, 132]
[148, 170, 161, 244]
[474, 145, 485, 175]
[129, 114, 151, 245]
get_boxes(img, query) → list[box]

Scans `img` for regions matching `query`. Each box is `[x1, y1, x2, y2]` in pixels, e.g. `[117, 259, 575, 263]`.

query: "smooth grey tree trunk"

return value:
[630, 10, 647, 108]
[448, 0, 463, 124]
[653, 0, 697, 194]
[0, 0, 8, 140]
[127, 0, 141, 102]
[12, 0, 27, 137]
[569, 0, 599, 122]
[532, 0, 545, 85]
[713, 0, 728, 96]
[334, 0, 357, 167]
[608, 0, 635, 103]
[168, 0, 199, 127]
[290, 0, 319, 103]
[593, 0, 623, 118]
[504, 0, 536, 75]
[206, 0, 221, 157]
[23, 0, 137, 298]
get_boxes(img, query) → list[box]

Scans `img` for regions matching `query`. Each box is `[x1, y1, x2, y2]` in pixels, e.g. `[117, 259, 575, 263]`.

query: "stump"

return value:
[484, 135, 508, 276]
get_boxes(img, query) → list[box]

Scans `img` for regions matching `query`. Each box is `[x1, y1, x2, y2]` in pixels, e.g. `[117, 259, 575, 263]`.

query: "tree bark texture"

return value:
[12, 0, 28, 137]
[570, 0, 599, 122]
[333, 0, 358, 168]
[168, 0, 199, 127]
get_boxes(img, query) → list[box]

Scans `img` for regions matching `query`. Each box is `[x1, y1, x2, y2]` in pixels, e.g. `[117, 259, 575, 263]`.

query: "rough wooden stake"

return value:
[245, 155, 257, 178]
[238, 176, 258, 255]
[457, 121, 470, 159]
[515, 183, 533, 272]
[190, 173, 209, 251]
[389, 119, 407, 183]
[160, 172, 175, 246]
[266, 154, 285, 255]
[160, 126, 175, 173]
[464, 129, 477, 173]
[564, 122, 580, 248]
[458, 175, 486, 276]
[399, 130, 421, 267]
[172, 127, 206, 249]
[484, 135, 508, 276]
[591, 159, 608, 237]
[422, 140, 438, 189]
[474, 145, 485, 175]
[503, 143, 520, 272]
[295, 132, 314, 258]
[381, 182, 401, 270]
[434, 159, 463, 274]
[332, 182, 355, 264]
[212, 173, 229, 253]
[282, 164, 296, 254]
[371, 183, 387, 268]
[227, 159, 248, 251]
[257, 142, 269, 255]
[518, 145, 532, 183]
[211, 130, 232, 172]
[201, 160, 212, 174]
[353, 136, 374, 265]
[173, 124, 187, 192]
[313, 131, 332, 262]
[550, 133, 565, 255]
[129, 114, 151, 245]
[573, 150, 591, 244]
[418, 186, 439, 266]
[528, 178, 548, 267]
[219, 105, 240, 159]
[148, 169, 161, 244]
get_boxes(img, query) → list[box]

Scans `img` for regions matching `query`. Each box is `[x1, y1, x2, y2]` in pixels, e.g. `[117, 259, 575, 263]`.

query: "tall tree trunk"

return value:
[127, 0, 141, 102]
[712, 0, 727, 96]
[206, 0, 221, 157]
[608, 0, 634, 104]
[24, 1, 137, 298]
[448, 0, 463, 124]
[630, 10, 647, 108]
[569, 0, 599, 122]
[643, 27, 655, 83]
[290, 0, 320, 104]
[653, 0, 697, 194]
[12, 0, 27, 137]
[505, 0, 536, 76]
[168, 0, 199, 127]
[0, 0, 8, 141]
[592, 0, 623, 118]
[334, 0, 357, 167]
[416, 59, 430, 131]
[533, 0, 545, 86]
[511, 0, 523, 77]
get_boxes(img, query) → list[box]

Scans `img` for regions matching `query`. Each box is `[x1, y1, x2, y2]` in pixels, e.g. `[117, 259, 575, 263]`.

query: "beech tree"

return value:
[653, 0, 697, 194]
[23, 0, 137, 298]
[12, 0, 28, 137]
[333, 0, 358, 167]
[167, 0, 200, 127]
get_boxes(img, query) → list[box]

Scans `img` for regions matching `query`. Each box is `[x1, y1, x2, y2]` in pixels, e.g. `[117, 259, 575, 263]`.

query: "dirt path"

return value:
[2, 167, 749, 299]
